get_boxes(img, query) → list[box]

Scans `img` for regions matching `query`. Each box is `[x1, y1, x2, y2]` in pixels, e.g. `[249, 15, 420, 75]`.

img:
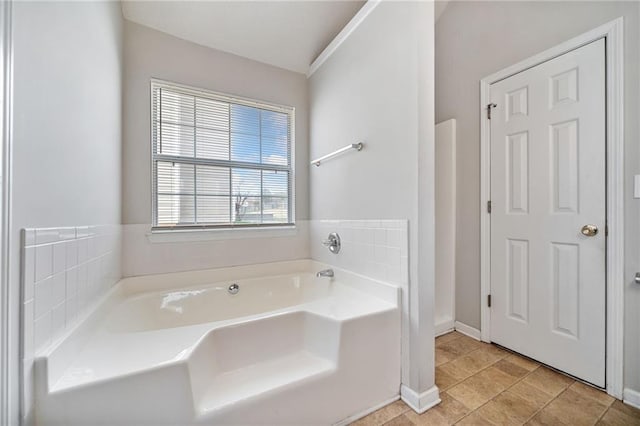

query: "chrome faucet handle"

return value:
[322, 233, 341, 254]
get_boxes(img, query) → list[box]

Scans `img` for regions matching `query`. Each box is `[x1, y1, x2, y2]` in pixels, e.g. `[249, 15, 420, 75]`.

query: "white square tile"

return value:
[34, 311, 52, 352]
[58, 227, 76, 241]
[34, 244, 53, 282]
[374, 244, 387, 264]
[51, 302, 66, 340]
[23, 247, 35, 302]
[65, 267, 78, 298]
[34, 277, 52, 319]
[77, 238, 88, 263]
[65, 240, 78, 269]
[387, 229, 402, 249]
[35, 228, 59, 245]
[386, 247, 401, 268]
[65, 295, 77, 326]
[23, 229, 36, 247]
[76, 226, 89, 238]
[87, 236, 96, 259]
[51, 273, 65, 307]
[374, 228, 387, 247]
[22, 300, 34, 359]
[52, 242, 66, 275]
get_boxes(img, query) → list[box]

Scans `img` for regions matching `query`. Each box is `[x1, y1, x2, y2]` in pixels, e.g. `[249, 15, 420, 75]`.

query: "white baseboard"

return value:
[454, 321, 481, 341]
[623, 388, 640, 410]
[400, 385, 441, 414]
[334, 395, 400, 426]
[435, 319, 455, 337]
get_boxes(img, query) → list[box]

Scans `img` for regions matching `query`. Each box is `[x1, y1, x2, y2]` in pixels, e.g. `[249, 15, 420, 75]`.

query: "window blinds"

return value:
[151, 81, 294, 228]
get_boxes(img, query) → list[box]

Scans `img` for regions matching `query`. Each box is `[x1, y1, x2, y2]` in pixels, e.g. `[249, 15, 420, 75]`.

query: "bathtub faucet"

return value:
[316, 269, 334, 278]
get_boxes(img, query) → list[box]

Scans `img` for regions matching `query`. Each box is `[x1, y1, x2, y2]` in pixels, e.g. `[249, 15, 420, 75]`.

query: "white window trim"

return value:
[149, 78, 296, 231]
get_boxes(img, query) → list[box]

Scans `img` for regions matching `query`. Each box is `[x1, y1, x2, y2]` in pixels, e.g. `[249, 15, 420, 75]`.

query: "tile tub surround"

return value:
[21, 225, 121, 420]
[354, 331, 640, 425]
[310, 220, 408, 286]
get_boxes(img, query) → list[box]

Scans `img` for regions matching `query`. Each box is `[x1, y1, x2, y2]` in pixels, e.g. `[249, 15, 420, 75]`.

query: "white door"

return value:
[489, 38, 606, 387]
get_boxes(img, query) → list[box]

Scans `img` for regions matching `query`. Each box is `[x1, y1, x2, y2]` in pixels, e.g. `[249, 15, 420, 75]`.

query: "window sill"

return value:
[145, 225, 298, 244]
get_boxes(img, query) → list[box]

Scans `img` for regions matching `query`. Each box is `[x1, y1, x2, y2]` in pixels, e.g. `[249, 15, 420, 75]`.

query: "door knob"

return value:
[581, 224, 598, 237]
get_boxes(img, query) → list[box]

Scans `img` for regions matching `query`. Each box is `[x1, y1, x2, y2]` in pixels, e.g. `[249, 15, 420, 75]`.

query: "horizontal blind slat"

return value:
[152, 82, 293, 227]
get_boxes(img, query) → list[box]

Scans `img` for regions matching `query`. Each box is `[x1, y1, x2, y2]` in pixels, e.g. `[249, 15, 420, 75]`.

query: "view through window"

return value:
[151, 81, 294, 229]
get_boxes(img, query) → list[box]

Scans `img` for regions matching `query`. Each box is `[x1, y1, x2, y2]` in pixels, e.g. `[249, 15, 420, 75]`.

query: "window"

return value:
[151, 80, 294, 229]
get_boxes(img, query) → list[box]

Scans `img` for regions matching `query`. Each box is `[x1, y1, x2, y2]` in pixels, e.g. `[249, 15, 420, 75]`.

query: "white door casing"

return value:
[489, 39, 605, 387]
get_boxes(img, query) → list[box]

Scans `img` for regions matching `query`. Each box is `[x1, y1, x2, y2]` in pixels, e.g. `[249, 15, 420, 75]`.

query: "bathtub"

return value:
[35, 260, 401, 425]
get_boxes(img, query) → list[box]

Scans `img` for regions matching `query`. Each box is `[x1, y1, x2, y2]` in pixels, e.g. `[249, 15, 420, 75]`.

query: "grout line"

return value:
[452, 364, 542, 425]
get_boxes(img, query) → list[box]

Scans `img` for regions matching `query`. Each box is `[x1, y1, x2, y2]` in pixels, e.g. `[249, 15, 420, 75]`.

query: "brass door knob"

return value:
[581, 224, 598, 237]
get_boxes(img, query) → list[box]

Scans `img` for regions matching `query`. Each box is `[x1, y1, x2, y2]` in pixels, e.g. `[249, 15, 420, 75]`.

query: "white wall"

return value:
[309, 1, 436, 403]
[435, 0, 640, 398]
[122, 21, 310, 276]
[11, 1, 123, 422]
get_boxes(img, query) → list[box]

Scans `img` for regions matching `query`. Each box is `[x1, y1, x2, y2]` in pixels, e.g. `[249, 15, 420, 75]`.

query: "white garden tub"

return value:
[35, 260, 401, 425]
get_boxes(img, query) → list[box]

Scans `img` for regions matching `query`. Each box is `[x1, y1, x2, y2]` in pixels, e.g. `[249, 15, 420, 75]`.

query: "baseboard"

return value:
[623, 388, 640, 410]
[334, 395, 400, 426]
[454, 321, 481, 341]
[400, 385, 441, 414]
[435, 319, 455, 337]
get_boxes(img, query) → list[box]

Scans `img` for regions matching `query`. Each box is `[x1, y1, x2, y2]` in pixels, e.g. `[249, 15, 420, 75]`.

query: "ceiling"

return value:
[121, 1, 366, 74]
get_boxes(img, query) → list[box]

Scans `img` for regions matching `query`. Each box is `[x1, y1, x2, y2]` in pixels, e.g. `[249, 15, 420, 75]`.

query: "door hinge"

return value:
[487, 103, 497, 119]
[487, 200, 492, 214]
[488, 294, 492, 307]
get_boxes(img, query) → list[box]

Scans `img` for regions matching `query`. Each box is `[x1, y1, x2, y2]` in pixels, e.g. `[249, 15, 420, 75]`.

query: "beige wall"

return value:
[123, 20, 309, 224]
[436, 1, 639, 394]
[121, 21, 311, 276]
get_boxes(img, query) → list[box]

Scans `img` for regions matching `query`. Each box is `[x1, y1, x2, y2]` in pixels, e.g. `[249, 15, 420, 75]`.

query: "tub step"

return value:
[197, 350, 335, 415]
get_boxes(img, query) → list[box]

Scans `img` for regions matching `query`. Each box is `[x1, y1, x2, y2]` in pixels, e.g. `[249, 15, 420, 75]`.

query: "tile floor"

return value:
[352, 331, 640, 426]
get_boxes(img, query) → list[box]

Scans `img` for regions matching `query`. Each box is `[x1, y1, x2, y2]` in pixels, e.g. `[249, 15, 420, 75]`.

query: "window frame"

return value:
[149, 79, 296, 231]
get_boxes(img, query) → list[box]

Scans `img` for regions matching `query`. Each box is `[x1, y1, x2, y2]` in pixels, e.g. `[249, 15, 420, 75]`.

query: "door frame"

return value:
[479, 18, 624, 398]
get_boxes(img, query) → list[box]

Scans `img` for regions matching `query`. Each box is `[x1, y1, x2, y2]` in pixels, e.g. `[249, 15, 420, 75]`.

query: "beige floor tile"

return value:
[437, 336, 482, 360]
[522, 367, 574, 397]
[598, 402, 640, 426]
[507, 381, 554, 408]
[405, 392, 471, 426]
[456, 411, 495, 425]
[602, 401, 640, 423]
[436, 347, 455, 366]
[383, 413, 416, 426]
[352, 400, 411, 426]
[447, 366, 517, 410]
[493, 358, 530, 380]
[436, 366, 461, 391]
[439, 348, 503, 380]
[475, 390, 543, 425]
[404, 407, 451, 426]
[569, 382, 614, 407]
[436, 331, 464, 346]
[505, 354, 540, 371]
[478, 343, 510, 359]
[530, 387, 609, 426]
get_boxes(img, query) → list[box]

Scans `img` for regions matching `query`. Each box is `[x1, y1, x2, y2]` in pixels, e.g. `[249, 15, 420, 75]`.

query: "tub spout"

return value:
[316, 269, 334, 278]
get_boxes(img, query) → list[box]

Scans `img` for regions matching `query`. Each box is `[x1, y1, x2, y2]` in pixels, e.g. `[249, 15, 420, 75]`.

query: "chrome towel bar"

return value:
[311, 142, 364, 167]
